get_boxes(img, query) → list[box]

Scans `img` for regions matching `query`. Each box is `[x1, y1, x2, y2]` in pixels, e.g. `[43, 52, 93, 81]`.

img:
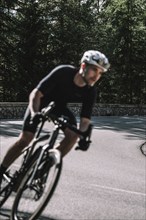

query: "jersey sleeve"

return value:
[80, 87, 97, 119]
[36, 66, 63, 96]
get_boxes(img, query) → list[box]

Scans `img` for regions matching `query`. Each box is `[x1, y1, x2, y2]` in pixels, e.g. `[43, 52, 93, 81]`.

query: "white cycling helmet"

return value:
[81, 50, 110, 72]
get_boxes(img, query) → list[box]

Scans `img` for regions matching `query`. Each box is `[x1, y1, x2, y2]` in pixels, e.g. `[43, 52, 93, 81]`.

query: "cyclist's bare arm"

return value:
[29, 88, 44, 116]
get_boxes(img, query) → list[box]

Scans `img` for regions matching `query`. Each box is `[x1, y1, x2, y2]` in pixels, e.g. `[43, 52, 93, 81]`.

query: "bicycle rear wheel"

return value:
[11, 149, 62, 220]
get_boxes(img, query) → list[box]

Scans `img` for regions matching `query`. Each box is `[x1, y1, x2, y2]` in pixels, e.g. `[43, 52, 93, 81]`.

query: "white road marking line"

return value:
[90, 184, 146, 196]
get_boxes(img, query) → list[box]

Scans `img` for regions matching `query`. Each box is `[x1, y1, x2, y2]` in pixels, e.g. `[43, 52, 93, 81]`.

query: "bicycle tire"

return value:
[11, 149, 62, 220]
[0, 147, 41, 209]
[140, 141, 146, 156]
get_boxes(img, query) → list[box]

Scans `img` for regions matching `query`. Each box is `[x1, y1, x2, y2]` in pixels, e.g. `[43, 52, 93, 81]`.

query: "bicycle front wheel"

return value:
[11, 149, 62, 220]
[0, 173, 13, 208]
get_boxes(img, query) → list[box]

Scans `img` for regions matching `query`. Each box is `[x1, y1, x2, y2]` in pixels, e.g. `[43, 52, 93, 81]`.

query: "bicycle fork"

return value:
[28, 127, 60, 185]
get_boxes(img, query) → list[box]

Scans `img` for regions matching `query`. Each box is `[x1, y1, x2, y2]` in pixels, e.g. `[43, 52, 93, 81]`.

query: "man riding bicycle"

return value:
[0, 50, 110, 182]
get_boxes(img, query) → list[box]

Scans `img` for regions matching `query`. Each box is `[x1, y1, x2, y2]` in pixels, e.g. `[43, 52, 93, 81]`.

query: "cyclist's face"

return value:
[85, 65, 104, 86]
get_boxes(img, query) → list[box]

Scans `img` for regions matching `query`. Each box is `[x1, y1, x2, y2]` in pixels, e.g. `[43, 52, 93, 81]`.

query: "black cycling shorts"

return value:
[22, 105, 77, 134]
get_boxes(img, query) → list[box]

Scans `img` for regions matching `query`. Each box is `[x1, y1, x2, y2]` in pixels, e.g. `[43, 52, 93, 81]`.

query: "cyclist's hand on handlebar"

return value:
[75, 124, 93, 151]
[30, 112, 44, 124]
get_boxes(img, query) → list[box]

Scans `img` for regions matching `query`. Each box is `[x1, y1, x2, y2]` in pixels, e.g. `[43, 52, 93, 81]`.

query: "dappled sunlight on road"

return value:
[92, 116, 146, 140]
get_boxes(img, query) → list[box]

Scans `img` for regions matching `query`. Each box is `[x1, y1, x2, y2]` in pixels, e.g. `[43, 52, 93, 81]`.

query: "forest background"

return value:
[0, 0, 145, 104]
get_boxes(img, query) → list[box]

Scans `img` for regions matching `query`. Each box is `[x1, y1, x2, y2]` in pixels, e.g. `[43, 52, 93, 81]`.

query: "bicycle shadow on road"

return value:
[0, 208, 60, 220]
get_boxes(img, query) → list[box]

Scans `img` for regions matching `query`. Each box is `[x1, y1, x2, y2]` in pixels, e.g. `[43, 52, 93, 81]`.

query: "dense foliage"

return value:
[0, 0, 145, 104]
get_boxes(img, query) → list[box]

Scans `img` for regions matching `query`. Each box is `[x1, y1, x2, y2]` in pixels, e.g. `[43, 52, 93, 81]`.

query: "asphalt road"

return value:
[0, 116, 146, 220]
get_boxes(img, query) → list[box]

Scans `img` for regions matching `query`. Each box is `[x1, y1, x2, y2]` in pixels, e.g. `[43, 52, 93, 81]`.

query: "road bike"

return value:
[0, 102, 89, 219]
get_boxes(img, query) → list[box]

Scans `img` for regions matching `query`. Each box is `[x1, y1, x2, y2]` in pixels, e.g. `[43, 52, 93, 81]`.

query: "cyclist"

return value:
[0, 50, 110, 183]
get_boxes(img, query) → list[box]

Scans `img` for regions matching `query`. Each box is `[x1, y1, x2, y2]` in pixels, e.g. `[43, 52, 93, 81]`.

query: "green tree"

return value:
[96, 0, 146, 104]
[45, 0, 97, 65]
[0, 0, 18, 101]
[0, 0, 145, 104]
[1, 0, 99, 101]
[14, 0, 49, 100]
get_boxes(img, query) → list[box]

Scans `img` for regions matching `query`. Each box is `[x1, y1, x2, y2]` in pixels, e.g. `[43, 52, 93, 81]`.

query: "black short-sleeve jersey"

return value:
[36, 65, 97, 119]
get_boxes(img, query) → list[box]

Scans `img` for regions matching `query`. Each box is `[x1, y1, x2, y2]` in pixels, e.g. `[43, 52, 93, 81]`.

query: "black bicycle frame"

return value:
[27, 125, 60, 184]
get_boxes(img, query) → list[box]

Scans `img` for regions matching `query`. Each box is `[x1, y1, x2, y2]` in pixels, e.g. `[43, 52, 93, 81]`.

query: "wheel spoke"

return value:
[11, 150, 62, 220]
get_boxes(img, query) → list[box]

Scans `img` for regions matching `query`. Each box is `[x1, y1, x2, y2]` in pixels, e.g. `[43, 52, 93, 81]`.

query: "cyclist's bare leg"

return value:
[1, 127, 77, 170]
[56, 128, 78, 157]
[1, 131, 34, 170]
